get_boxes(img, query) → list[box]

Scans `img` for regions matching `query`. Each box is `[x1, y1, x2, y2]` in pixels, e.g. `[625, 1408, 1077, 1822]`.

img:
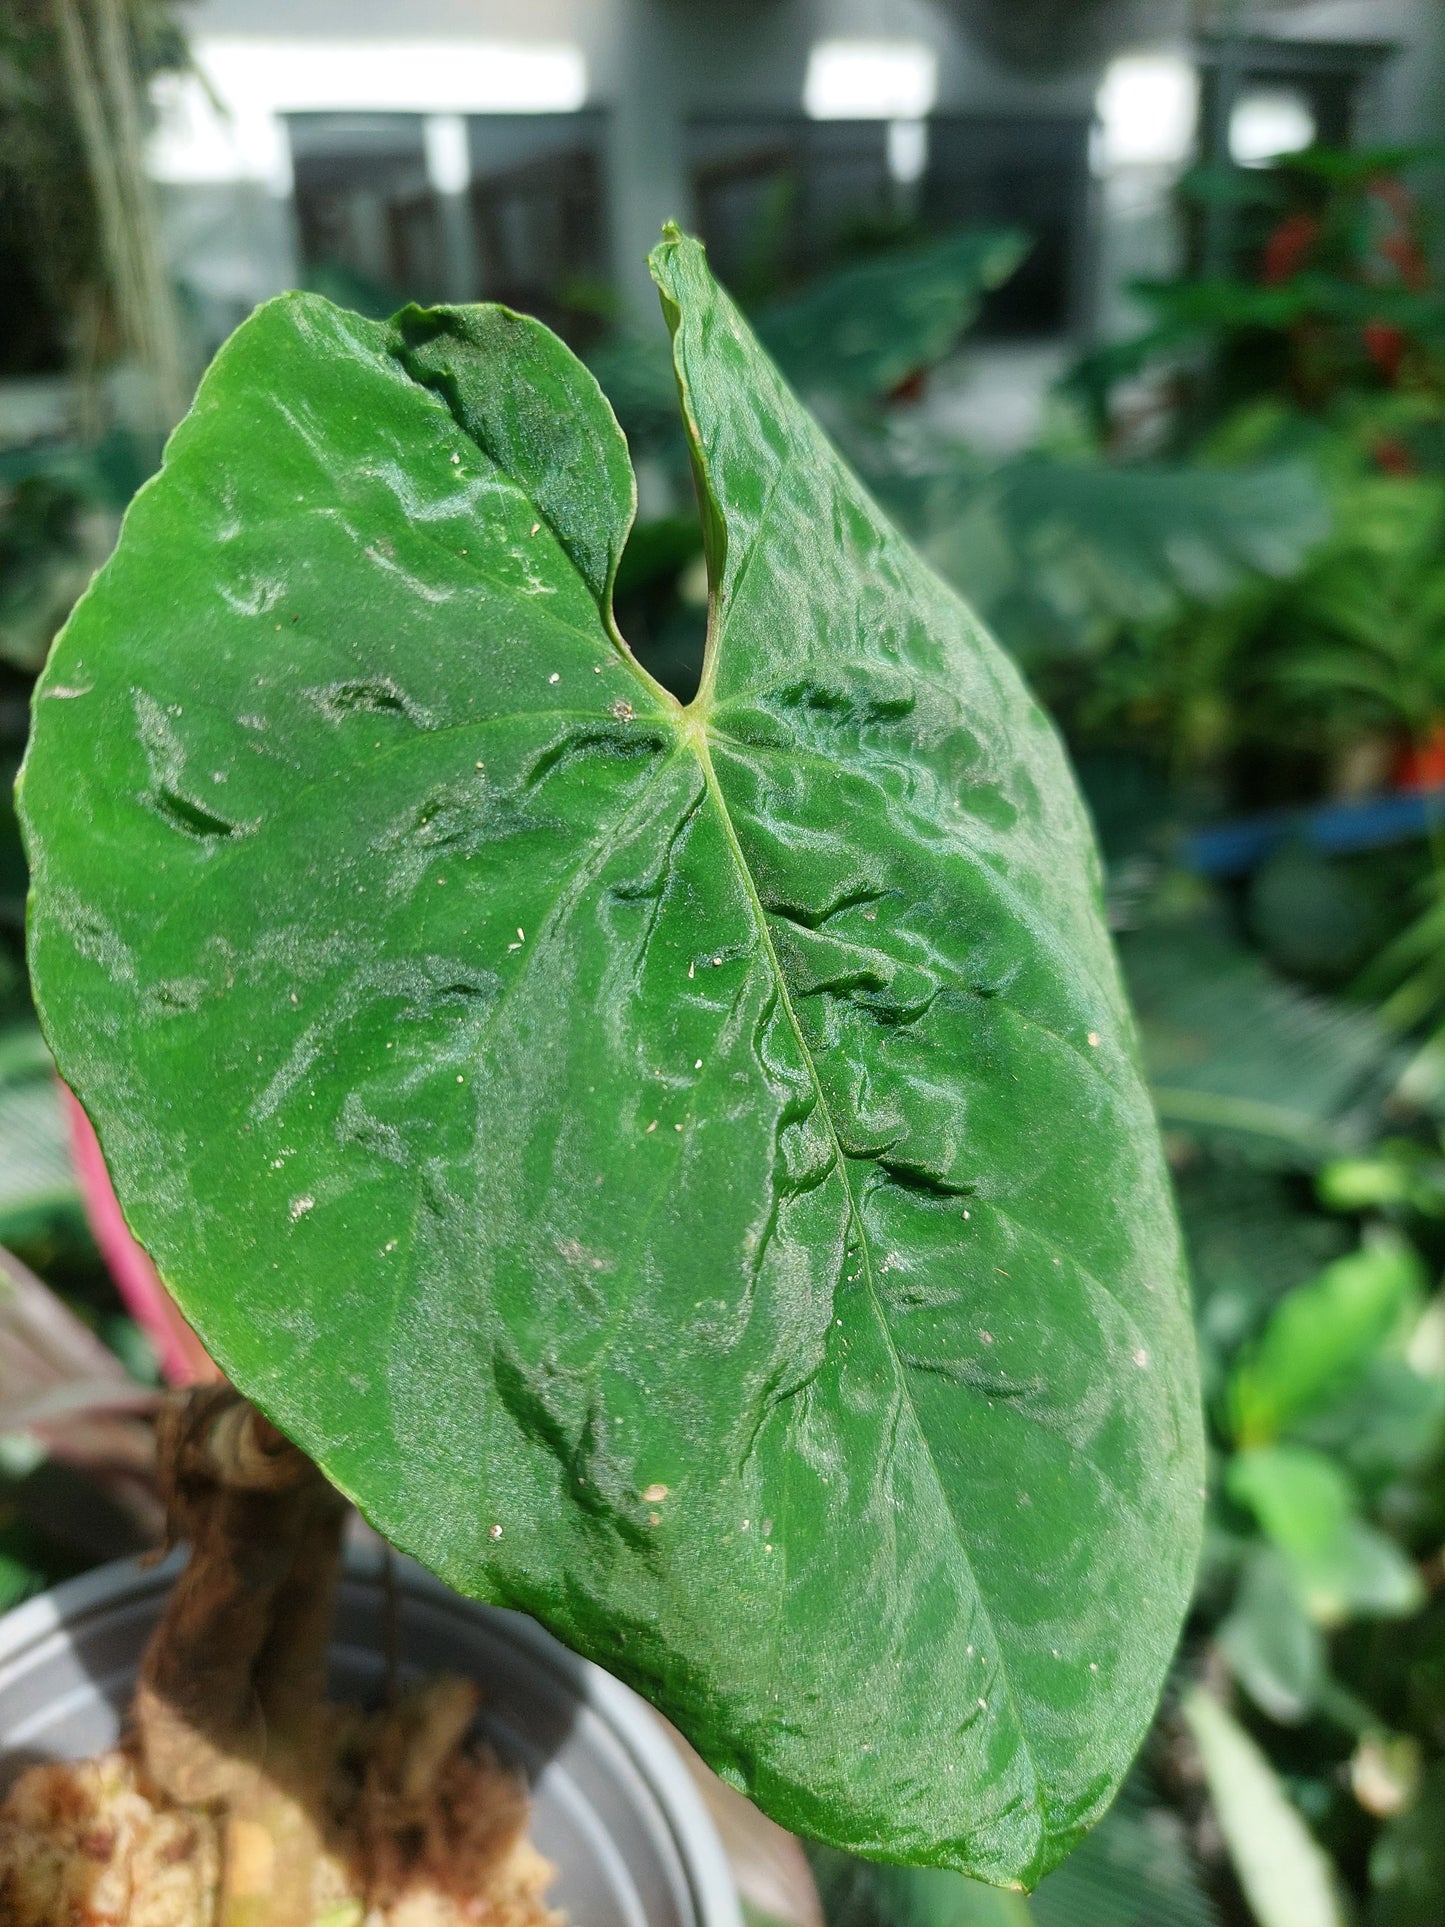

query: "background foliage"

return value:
[3, 57, 1445, 1924]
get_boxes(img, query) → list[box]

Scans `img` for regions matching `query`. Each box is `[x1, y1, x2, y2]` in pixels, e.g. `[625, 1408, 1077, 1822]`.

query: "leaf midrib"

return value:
[260, 303, 1041, 1848]
[685, 717, 1047, 1859]
[648, 276, 1046, 1847]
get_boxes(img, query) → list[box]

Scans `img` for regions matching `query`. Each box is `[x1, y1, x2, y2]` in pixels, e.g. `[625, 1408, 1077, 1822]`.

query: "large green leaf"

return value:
[18, 231, 1202, 1888]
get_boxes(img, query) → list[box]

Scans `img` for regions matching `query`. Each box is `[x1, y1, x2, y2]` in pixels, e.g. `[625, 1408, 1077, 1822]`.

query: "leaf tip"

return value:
[648, 223, 706, 299]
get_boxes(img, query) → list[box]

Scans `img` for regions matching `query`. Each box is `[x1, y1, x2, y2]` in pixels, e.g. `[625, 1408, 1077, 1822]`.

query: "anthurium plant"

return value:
[17, 228, 1203, 1893]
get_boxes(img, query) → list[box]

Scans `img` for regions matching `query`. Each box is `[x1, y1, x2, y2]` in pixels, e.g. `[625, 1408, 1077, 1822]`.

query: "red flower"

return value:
[1394, 723, 1445, 791]
[1374, 435, 1416, 476]
[1261, 213, 1319, 285]
[1362, 320, 1407, 382]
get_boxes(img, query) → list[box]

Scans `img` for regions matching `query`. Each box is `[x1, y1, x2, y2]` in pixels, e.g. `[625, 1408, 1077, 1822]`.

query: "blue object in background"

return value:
[1184, 788, 1445, 877]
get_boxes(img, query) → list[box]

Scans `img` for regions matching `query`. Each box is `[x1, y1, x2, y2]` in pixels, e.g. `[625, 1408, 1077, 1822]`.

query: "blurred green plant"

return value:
[752, 227, 1029, 401]
[1003, 141, 1445, 1921]
[3, 92, 1445, 1925]
[1180, 1688, 1345, 1927]
[1121, 912, 1399, 1167]
[1071, 145, 1445, 434]
[0, 473, 102, 673]
[1, 0, 191, 405]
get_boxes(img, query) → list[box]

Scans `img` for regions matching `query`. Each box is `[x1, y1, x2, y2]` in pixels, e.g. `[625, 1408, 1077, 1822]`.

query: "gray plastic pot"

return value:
[0, 1544, 740, 1927]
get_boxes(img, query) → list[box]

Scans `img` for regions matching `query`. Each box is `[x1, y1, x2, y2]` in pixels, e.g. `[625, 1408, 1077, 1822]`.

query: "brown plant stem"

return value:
[134, 1385, 347, 1927]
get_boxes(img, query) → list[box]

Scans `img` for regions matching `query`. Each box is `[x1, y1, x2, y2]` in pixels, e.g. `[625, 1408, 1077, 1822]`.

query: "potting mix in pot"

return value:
[0, 1388, 561, 1926]
[4, 231, 1202, 1920]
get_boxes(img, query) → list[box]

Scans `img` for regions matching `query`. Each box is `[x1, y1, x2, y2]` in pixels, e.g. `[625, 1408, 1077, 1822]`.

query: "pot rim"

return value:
[0, 1546, 742, 1927]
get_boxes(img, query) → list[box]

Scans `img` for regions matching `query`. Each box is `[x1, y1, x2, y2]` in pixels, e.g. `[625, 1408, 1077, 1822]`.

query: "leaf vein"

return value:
[690, 730, 1047, 1853]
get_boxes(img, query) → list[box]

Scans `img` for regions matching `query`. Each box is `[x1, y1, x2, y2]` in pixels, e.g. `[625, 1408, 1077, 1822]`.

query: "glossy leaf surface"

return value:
[20, 232, 1202, 1888]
